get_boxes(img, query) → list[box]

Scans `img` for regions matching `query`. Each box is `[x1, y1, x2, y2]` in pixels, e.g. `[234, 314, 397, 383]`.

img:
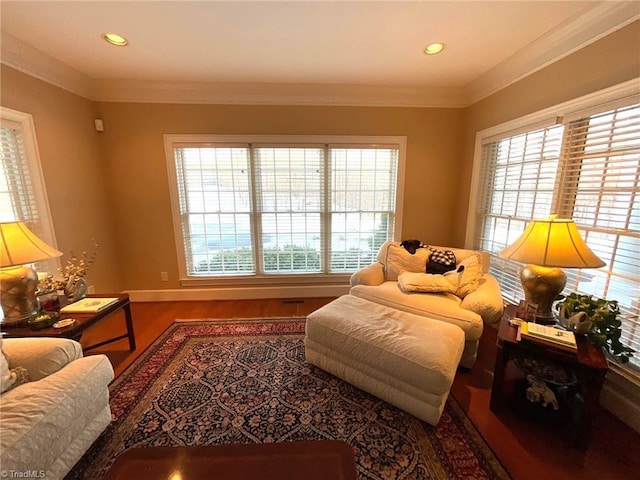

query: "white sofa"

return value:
[0, 337, 114, 479]
[350, 241, 503, 368]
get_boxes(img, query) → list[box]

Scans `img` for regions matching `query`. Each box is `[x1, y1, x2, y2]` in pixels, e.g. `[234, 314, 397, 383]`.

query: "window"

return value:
[476, 124, 565, 300]
[0, 107, 57, 271]
[470, 82, 640, 370]
[165, 135, 405, 283]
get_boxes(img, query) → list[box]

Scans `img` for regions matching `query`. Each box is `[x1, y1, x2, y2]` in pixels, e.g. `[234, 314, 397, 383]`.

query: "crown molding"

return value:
[466, 1, 640, 105]
[92, 79, 467, 108]
[1, 3, 637, 108]
[0, 32, 95, 99]
[0, 30, 466, 107]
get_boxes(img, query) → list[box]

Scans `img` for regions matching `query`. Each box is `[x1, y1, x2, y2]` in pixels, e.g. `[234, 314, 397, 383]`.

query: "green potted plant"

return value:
[556, 293, 635, 363]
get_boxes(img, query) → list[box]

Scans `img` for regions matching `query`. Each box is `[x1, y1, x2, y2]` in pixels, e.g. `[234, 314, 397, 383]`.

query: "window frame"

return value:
[467, 79, 640, 244]
[0, 107, 59, 270]
[466, 78, 640, 377]
[164, 134, 406, 286]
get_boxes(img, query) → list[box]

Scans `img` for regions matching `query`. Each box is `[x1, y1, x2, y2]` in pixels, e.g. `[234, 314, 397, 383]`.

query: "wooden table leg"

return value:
[123, 302, 136, 351]
[571, 367, 606, 450]
[490, 342, 506, 411]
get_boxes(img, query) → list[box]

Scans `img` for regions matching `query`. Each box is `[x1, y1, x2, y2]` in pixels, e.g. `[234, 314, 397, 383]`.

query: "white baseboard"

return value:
[126, 284, 350, 302]
[600, 366, 640, 433]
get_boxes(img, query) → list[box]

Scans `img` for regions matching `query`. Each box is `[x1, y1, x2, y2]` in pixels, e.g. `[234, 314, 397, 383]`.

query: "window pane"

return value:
[255, 147, 323, 273]
[0, 119, 57, 273]
[561, 104, 640, 366]
[329, 147, 397, 272]
[174, 147, 254, 275]
[477, 125, 564, 304]
[0, 124, 38, 224]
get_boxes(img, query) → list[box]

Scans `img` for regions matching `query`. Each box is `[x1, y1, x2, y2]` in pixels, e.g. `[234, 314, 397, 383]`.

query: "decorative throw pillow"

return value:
[382, 243, 431, 281]
[455, 254, 482, 298]
[398, 271, 458, 294]
[426, 248, 457, 274]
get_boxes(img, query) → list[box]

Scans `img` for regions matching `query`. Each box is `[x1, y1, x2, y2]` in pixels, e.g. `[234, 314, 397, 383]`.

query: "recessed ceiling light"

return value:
[102, 33, 128, 47]
[423, 43, 445, 55]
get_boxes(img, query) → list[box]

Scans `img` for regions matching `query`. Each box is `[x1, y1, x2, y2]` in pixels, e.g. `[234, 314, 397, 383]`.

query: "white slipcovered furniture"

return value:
[305, 295, 464, 425]
[350, 241, 503, 368]
[0, 337, 114, 479]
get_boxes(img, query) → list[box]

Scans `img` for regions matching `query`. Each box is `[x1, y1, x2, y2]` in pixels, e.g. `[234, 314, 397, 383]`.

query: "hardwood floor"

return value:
[80, 298, 640, 480]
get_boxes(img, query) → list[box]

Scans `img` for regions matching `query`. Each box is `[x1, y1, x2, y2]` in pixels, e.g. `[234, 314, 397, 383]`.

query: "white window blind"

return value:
[255, 146, 323, 273]
[167, 136, 403, 279]
[0, 121, 38, 223]
[173, 146, 254, 275]
[0, 112, 57, 273]
[478, 125, 564, 301]
[475, 101, 640, 370]
[557, 104, 640, 361]
[330, 146, 397, 272]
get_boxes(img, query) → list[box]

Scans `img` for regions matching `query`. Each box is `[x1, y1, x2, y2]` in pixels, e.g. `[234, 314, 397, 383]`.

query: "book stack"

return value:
[60, 297, 119, 313]
[518, 322, 577, 353]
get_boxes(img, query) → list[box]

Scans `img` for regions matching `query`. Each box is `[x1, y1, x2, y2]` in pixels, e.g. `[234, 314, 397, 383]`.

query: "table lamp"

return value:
[0, 221, 62, 325]
[499, 215, 605, 324]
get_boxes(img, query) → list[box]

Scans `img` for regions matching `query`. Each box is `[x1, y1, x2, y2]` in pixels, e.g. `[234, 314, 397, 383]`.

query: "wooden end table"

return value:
[490, 305, 608, 449]
[1, 293, 136, 352]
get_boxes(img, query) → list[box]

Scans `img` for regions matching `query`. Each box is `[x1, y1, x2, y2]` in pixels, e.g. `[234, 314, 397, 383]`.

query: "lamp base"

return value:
[0, 265, 39, 326]
[520, 264, 566, 325]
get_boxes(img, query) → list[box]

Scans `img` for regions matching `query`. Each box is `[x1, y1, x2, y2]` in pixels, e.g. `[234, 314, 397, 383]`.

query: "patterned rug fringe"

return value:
[174, 316, 306, 323]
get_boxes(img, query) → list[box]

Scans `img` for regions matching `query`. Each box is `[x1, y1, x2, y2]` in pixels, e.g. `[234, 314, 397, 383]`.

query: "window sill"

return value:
[179, 273, 352, 287]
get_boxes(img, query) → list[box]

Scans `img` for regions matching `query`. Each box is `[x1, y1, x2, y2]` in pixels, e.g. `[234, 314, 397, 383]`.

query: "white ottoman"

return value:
[305, 295, 464, 425]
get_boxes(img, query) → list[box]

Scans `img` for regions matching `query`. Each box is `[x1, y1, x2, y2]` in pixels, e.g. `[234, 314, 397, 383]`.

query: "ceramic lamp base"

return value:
[0, 265, 39, 326]
[520, 264, 566, 325]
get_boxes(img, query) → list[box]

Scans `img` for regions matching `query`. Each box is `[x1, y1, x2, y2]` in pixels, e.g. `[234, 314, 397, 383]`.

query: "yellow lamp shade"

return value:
[0, 221, 62, 267]
[499, 216, 605, 268]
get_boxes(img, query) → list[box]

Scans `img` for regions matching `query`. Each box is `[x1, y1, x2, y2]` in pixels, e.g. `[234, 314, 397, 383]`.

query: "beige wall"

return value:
[0, 65, 122, 292]
[96, 102, 463, 289]
[456, 20, 640, 246]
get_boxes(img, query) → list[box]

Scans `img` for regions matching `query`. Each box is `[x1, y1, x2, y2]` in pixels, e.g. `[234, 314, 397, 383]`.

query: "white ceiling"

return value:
[1, 1, 638, 107]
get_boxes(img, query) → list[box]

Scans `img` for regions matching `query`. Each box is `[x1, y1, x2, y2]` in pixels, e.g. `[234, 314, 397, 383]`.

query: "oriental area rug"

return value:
[67, 319, 510, 480]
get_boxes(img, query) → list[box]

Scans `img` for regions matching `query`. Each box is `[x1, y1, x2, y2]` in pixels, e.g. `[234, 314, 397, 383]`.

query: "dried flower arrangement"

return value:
[37, 240, 98, 304]
[38, 240, 98, 293]
[55, 240, 99, 291]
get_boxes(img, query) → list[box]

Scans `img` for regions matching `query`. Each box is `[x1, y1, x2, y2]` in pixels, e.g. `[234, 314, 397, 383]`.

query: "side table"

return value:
[1, 293, 136, 352]
[490, 305, 608, 449]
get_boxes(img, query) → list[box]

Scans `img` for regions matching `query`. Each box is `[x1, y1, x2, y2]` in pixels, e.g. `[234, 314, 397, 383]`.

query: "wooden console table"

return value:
[490, 305, 608, 449]
[1, 293, 136, 352]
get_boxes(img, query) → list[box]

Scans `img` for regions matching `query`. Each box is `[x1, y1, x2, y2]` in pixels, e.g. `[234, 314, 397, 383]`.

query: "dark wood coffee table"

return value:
[104, 441, 358, 480]
[1, 293, 136, 352]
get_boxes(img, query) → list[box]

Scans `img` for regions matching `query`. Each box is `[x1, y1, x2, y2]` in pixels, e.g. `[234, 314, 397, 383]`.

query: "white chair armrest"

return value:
[461, 274, 504, 324]
[2, 337, 83, 381]
[350, 263, 385, 287]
